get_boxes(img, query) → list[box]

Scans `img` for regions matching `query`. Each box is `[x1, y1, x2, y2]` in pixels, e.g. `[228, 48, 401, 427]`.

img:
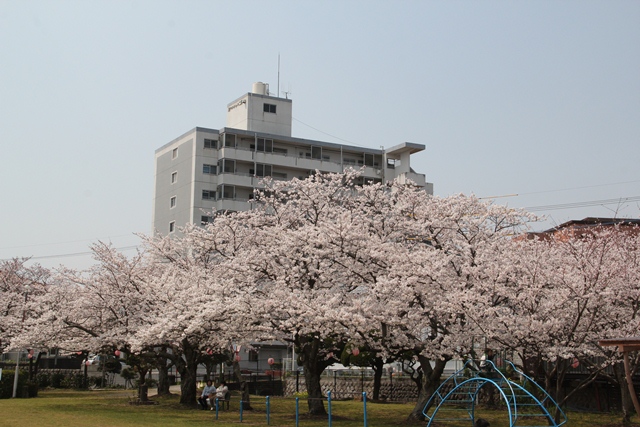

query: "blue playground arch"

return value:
[423, 360, 567, 427]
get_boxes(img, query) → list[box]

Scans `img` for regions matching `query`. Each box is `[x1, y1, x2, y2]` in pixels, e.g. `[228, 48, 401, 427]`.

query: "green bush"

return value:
[36, 370, 91, 389]
[88, 376, 102, 388]
[50, 373, 65, 388]
[60, 373, 85, 389]
[36, 371, 51, 388]
[0, 369, 28, 399]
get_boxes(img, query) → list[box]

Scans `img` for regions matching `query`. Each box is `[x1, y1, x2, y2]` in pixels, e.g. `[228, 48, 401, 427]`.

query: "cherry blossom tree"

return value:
[227, 172, 378, 415]
[357, 193, 537, 420]
[472, 227, 640, 423]
[217, 171, 536, 416]
[0, 258, 52, 381]
[11, 243, 156, 395]
[134, 217, 258, 406]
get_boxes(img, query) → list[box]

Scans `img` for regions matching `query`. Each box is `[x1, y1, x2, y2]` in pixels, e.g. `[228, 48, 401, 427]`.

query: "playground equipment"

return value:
[423, 360, 567, 427]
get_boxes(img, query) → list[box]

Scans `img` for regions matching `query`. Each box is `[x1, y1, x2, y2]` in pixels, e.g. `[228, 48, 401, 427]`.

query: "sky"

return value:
[1, 0, 639, 270]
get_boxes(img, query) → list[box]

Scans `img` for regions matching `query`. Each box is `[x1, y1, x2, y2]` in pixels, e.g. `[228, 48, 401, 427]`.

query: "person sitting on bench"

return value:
[198, 379, 216, 410]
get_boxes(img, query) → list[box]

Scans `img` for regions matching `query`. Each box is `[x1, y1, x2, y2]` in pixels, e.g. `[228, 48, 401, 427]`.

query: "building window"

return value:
[203, 164, 217, 174]
[217, 185, 235, 200]
[223, 133, 236, 148]
[263, 103, 276, 113]
[170, 196, 176, 208]
[201, 215, 214, 225]
[204, 139, 216, 149]
[172, 148, 178, 159]
[202, 190, 216, 200]
[218, 159, 235, 173]
[257, 138, 273, 152]
[169, 221, 175, 233]
[255, 164, 272, 177]
[171, 171, 177, 184]
[364, 154, 374, 167]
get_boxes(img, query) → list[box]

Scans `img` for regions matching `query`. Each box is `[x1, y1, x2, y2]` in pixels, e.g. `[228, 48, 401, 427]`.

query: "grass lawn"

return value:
[0, 389, 638, 427]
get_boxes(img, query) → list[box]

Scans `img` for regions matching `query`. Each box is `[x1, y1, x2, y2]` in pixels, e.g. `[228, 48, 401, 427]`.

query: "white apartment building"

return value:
[152, 82, 433, 235]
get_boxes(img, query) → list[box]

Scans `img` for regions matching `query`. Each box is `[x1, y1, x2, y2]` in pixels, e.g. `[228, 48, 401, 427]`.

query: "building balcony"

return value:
[217, 172, 255, 188]
[215, 198, 253, 213]
[219, 146, 365, 175]
[219, 147, 254, 163]
[395, 172, 426, 187]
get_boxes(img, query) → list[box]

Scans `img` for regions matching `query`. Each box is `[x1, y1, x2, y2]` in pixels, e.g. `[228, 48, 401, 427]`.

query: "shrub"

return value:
[60, 373, 85, 389]
[88, 376, 102, 388]
[50, 373, 65, 388]
[0, 370, 28, 399]
[36, 371, 51, 388]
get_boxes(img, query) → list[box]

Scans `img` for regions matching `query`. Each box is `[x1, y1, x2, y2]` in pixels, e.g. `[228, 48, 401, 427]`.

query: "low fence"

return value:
[211, 392, 373, 427]
[283, 373, 418, 402]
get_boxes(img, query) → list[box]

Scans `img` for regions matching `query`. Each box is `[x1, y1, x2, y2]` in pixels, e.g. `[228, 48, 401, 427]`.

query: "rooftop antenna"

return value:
[277, 53, 280, 98]
[282, 83, 292, 100]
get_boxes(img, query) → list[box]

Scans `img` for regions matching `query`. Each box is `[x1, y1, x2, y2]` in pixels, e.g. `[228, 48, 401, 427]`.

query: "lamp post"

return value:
[11, 351, 20, 398]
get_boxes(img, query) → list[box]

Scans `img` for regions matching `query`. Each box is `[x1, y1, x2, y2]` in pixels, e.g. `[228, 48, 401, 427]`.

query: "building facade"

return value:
[153, 82, 432, 235]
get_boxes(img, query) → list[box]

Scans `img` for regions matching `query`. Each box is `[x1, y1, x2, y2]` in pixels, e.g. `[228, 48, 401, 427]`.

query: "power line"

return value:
[518, 180, 640, 196]
[0, 245, 140, 262]
[292, 117, 366, 147]
[524, 196, 640, 212]
[0, 234, 138, 251]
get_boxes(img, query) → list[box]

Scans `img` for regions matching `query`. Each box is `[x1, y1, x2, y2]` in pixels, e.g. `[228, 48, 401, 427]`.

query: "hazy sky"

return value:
[1, 0, 639, 270]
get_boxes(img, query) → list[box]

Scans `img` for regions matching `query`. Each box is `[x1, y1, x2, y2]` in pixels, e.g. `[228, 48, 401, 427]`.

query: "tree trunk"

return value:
[156, 354, 171, 396]
[241, 380, 252, 410]
[154, 347, 172, 396]
[233, 359, 252, 410]
[371, 357, 384, 400]
[83, 360, 88, 389]
[138, 369, 149, 402]
[406, 355, 449, 422]
[298, 338, 327, 415]
[177, 339, 200, 407]
[303, 362, 326, 415]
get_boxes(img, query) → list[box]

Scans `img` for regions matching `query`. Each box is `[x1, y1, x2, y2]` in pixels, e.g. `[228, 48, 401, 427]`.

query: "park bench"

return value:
[207, 392, 231, 410]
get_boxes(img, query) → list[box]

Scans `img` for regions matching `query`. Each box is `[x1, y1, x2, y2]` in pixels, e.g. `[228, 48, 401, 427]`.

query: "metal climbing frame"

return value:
[422, 360, 567, 427]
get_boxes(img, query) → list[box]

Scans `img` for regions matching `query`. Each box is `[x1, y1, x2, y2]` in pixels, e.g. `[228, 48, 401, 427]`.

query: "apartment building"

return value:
[152, 82, 433, 235]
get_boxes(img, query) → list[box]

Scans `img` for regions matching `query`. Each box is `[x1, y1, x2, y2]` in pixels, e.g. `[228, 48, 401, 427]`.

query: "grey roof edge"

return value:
[156, 126, 424, 156]
[385, 142, 425, 155]
[155, 127, 219, 154]
[220, 127, 388, 154]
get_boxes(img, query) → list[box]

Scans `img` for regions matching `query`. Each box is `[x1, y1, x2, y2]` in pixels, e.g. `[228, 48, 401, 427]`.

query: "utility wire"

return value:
[0, 234, 137, 251]
[292, 117, 366, 147]
[518, 180, 640, 196]
[524, 196, 640, 212]
[0, 245, 140, 262]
